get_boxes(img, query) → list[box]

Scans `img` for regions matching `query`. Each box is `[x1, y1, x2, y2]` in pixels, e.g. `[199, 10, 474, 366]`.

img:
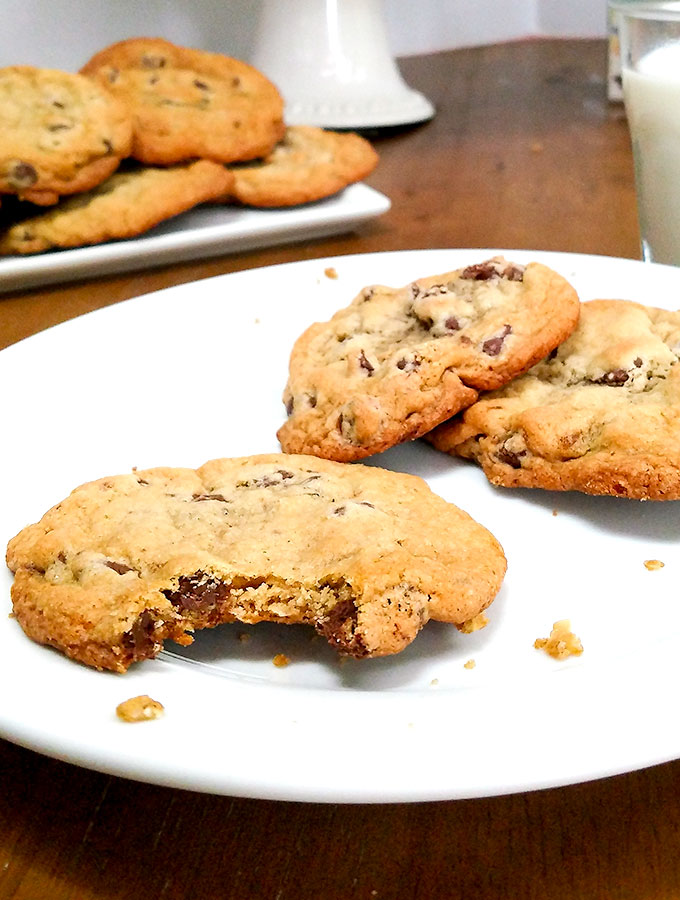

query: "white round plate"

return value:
[1, 249, 678, 803]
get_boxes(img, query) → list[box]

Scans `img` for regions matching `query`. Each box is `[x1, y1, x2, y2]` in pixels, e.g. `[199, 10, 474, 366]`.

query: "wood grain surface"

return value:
[2, 39, 678, 900]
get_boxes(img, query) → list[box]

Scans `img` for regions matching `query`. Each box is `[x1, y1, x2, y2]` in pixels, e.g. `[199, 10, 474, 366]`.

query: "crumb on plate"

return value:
[534, 620, 583, 659]
[273, 653, 290, 668]
[644, 559, 664, 571]
[463, 659, 476, 669]
[324, 266, 338, 279]
[116, 694, 164, 723]
[456, 612, 489, 634]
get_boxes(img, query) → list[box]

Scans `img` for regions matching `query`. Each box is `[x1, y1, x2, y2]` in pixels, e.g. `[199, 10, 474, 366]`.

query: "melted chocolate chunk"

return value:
[497, 446, 525, 468]
[123, 609, 156, 655]
[317, 596, 368, 657]
[163, 575, 230, 612]
[445, 316, 461, 331]
[461, 260, 525, 281]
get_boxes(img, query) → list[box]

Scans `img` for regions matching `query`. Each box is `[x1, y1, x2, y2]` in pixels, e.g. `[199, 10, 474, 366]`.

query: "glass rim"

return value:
[610, 1, 680, 19]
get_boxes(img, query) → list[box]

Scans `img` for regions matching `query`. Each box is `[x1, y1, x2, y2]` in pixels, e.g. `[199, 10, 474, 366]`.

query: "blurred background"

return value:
[2, 0, 608, 69]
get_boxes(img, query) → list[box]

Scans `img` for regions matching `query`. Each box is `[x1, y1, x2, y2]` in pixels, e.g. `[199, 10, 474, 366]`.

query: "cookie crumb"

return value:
[463, 658, 476, 669]
[644, 559, 664, 570]
[534, 620, 583, 659]
[324, 266, 338, 279]
[429, 678, 439, 686]
[273, 653, 290, 667]
[456, 613, 489, 634]
[116, 694, 164, 722]
[552, 509, 558, 516]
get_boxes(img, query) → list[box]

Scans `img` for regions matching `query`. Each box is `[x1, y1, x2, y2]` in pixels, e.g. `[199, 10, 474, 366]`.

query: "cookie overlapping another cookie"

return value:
[427, 298, 680, 499]
[6, 454, 507, 672]
[278, 257, 580, 461]
[80, 37, 286, 166]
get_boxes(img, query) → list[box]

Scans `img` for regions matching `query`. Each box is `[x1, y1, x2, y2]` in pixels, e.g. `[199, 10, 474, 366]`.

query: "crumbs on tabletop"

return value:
[534, 620, 583, 660]
[644, 559, 664, 570]
[116, 694, 164, 722]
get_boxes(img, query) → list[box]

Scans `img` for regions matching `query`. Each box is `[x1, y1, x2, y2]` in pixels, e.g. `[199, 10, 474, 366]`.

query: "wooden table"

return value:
[3, 39, 679, 900]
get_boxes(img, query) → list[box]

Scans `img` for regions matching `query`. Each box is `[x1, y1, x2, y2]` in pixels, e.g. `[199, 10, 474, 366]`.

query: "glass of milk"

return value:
[618, 1, 680, 265]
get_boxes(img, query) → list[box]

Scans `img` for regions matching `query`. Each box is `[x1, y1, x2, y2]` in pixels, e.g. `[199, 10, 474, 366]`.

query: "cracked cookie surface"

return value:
[278, 257, 580, 461]
[0, 160, 234, 253]
[0, 65, 132, 205]
[6, 454, 506, 672]
[80, 37, 285, 165]
[228, 125, 379, 207]
[428, 299, 680, 499]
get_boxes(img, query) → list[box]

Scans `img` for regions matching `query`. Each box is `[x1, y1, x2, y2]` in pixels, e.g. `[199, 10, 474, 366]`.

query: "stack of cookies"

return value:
[278, 255, 680, 501]
[0, 38, 379, 255]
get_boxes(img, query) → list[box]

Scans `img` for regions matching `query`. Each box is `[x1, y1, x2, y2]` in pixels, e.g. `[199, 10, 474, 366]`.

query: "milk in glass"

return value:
[623, 44, 680, 264]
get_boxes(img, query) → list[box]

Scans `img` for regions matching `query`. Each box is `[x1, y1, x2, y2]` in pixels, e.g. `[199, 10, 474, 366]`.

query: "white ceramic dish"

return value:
[0, 183, 390, 294]
[0, 248, 678, 803]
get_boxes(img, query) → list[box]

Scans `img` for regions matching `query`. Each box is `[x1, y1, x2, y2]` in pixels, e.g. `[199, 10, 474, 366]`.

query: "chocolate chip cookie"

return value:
[228, 125, 379, 207]
[80, 38, 285, 165]
[278, 257, 580, 461]
[428, 299, 680, 499]
[0, 65, 132, 205]
[6, 454, 507, 672]
[0, 160, 234, 254]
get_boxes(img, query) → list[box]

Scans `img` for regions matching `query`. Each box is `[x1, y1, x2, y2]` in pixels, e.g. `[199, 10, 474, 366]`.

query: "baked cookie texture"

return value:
[0, 160, 234, 254]
[0, 65, 132, 205]
[80, 37, 285, 165]
[6, 454, 507, 673]
[228, 125, 379, 207]
[428, 299, 680, 500]
[278, 257, 580, 461]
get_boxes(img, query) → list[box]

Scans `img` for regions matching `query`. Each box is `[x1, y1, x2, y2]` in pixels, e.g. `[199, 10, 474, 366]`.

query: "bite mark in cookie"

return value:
[6, 454, 506, 672]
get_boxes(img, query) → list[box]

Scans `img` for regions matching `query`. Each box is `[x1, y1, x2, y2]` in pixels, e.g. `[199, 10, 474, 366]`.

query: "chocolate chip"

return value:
[137, 478, 149, 485]
[192, 493, 228, 502]
[141, 55, 166, 68]
[396, 356, 421, 372]
[231, 76, 241, 88]
[634, 357, 643, 367]
[358, 350, 374, 374]
[194, 79, 209, 90]
[548, 348, 559, 361]
[47, 123, 71, 132]
[52, 100, 65, 109]
[595, 369, 629, 386]
[105, 560, 135, 575]
[497, 446, 525, 468]
[445, 316, 460, 331]
[333, 506, 347, 515]
[8, 162, 37, 188]
[285, 396, 294, 415]
[482, 324, 512, 356]
[461, 260, 525, 281]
